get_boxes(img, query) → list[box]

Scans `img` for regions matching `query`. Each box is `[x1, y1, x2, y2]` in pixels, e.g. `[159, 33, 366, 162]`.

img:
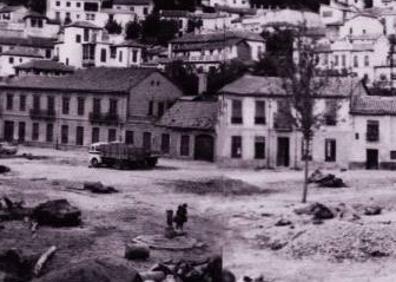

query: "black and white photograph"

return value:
[0, 0, 395, 281]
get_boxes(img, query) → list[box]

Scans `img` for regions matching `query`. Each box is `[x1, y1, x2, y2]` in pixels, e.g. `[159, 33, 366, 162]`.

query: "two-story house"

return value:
[350, 94, 396, 169]
[111, 0, 153, 22]
[216, 75, 365, 169]
[0, 67, 183, 149]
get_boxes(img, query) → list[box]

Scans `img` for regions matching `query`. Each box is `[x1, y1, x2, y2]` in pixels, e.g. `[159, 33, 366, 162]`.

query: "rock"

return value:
[364, 205, 382, 216]
[125, 243, 150, 260]
[312, 203, 335, 220]
[32, 199, 81, 227]
[0, 248, 39, 281]
[269, 239, 288, 250]
[205, 255, 222, 282]
[275, 218, 292, 227]
[35, 257, 143, 282]
[83, 182, 118, 194]
[0, 165, 10, 174]
[308, 169, 324, 183]
[222, 269, 236, 282]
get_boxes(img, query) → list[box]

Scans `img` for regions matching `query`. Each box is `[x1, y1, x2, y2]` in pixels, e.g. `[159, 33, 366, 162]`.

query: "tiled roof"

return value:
[158, 101, 218, 130]
[116, 40, 145, 48]
[1, 47, 43, 58]
[23, 11, 47, 19]
[0, 5, 25, 13]
[0, 36, 56, 48]
[220, 75, 361, 97]
[14, 60, 74, 72]
[173, 38, 244, 52]
[0, 67, 157, 93]
[351, 95, 396, 115]
[160, 10, 189, 18]
[216, 5, 257, 15]
[171, 31, 264, 44]
[351, 43, 374, 51]
[65, 21, 101, 29]
[113, 0, 152, 5]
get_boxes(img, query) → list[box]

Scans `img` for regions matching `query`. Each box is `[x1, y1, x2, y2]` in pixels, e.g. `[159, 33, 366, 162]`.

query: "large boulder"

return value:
[0, 165, 10, 174]
[32, 199, 81, 227]
[294, 203, 335, 220]
[35, 257, 142, 282]
[124, 243, 150, 260]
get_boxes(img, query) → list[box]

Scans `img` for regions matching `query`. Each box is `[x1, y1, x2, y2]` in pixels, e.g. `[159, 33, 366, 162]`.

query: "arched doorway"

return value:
[194, 134, 214, 162]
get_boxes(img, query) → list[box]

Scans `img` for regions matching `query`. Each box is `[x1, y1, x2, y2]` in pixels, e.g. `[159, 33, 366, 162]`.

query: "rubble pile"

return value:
[285, 221, 396, 261]
[308, 169, 347, 188]
[83, 181, 118, 194]
[32, 199, 81, 227]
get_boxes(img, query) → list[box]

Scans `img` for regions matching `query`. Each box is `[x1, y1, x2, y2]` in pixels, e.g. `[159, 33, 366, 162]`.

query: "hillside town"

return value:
[3, 0, 396, 281]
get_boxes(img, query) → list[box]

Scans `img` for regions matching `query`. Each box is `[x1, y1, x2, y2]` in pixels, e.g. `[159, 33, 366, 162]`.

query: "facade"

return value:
[14, 60, 75, 76]
[169, 31, 265, 72]
[0, 48, 44, 77]
[112, 0, 153, 21]
[0, 67, 183, 150]
[216, 75, 364, 169]
[157, 99, 218, 161]
[202, 0, 251, 9]
[350, 94, 396, 169]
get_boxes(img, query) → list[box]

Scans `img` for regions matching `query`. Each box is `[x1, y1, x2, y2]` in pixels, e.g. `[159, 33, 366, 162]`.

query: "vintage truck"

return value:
[88, 142, 159, 169]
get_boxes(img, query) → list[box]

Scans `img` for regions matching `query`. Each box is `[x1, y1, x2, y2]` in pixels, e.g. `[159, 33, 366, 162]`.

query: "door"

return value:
[18, 122, 25, 143]
[76, 126, 84, 146]
[143, 132, 151, 151]
[4, 121, 14, 142]
[366, 149, 379, 170]
[194, 134, 214, 162]
[277, 137, 290, 167]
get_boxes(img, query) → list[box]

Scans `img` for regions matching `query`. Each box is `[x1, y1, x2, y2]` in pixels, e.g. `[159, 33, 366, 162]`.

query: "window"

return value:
[108, 129, 116, 142]
[143, 7, 148, 15]
[93, 98, 101, 114]
[46, 123, 53, 142]
[56, 1, 60, 6]
[47, 96, 55, 113]
[62, 97, 70, 114]
[110, 46, 116, 58]
[148, 101, 153, 115]
[119, 50, 123, 62]
[61, 125, 68, 144]
[125, 131, 134, 144]
[100, 48, 106, 62]
[77, 97, 85, 115]
[45, 49, 51, 58]
[325, 139, 336, 162]
[255, 101, 266, 124]
[367, 120, 379, 142]
[76, 126, 84, 145]
[341, 54, 346, 67]
[323, 54, 329, 65]
[362, 29, 366, 34]
[353, 55, 358, 67]
[391, 151, 396, 160]
[158, 102, 165, 117]
[83, 28, 89, 41]
[161, 133, 170, 154]
[84, 2, 99, 12]
[19, 95, 26, 111]
[254, 136, 265, 159]
[9, 57, 14, 64]
[109, 99, 118, 115]
[334, 55, 339, 66]
[76, 34, 81, 43]
[132, 50, 138, 62]
[92, 127, 100, 143]
[231, 100, 242, 124]
[355, 133, 359, 140]
[364, 55, 370, 67]
[76, 2, 81, 7]
[6, 93, 13, 110]
[33, 95, 40, 110]
[66, 2, 71, 7]
[180, 135, 190, 156]
[324, 100, 337, 126]
[143, 132, 151, 150]
[32, 123, 39, 141]
[349, 27, 353, 35]
[231, 136, 242, 158]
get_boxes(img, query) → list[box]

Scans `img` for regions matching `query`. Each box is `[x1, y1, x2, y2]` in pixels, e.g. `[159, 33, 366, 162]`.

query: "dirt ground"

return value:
[2, 146, 396, 281]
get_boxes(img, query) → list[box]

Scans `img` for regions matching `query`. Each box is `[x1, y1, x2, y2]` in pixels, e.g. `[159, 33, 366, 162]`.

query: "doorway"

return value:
[366, 149, 379, 170]
[194, 134, 214, 162]
[277, 137, 290, 167]
[18, 122, 25, 143]
[4, 121, 14, 142]
[143, 132, 151, 150]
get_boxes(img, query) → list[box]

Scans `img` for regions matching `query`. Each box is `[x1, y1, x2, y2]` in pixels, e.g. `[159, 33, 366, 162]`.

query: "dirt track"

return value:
[3, 147, 396, 281]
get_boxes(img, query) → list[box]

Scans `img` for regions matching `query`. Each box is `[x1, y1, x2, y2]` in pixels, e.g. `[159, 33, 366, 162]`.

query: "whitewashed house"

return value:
[111, 0, 153, 22]
[0, 47, 44, 76]
[202, 0, 251, 9]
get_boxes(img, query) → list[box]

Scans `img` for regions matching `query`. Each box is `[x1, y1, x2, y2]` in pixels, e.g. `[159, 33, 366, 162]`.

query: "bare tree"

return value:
[278, 26, 331, 203]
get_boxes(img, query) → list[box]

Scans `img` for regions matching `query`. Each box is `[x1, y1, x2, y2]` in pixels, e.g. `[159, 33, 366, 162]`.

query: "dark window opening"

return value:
[325, 139, 336, 162]
[231, 136, 242, 158]
[231, 100, 242, 124]
[161, 133, 170, 154]
[125, 131, 134, 144]
[254, 136, 265, 159]
[180, 135, 190, 156]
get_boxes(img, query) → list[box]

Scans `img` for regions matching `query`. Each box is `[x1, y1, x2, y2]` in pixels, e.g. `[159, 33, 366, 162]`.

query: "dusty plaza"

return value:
[1, 146, 396, 281]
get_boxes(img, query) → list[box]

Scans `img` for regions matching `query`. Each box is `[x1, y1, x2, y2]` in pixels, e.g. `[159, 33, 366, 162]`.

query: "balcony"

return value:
[29, 109, 56, 121]
[89, 112, 121, 125]
[273, 113, 293, 132]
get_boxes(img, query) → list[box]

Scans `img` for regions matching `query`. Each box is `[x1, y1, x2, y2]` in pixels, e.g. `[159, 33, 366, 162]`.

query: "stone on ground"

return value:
[83, 181, 118, 194]
[32, 199, 81, 227]
[124, 242, 150, 260]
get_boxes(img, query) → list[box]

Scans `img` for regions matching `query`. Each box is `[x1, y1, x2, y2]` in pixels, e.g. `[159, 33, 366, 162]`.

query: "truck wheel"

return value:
[91, 158, 99, 168]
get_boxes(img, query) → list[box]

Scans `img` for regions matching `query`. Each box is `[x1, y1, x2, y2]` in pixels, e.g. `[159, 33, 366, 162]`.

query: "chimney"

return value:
[197, 73, 208, 94]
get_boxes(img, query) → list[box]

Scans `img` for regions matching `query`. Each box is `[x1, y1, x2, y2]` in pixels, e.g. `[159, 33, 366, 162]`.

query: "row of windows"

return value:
[230, 136, 337, 162]
[323, 54, 370, 68]
[56, 1, 82, 8]
[55, 11, 96, 21]
[160, 133, 190, 156]
[6, 94, 119, 116]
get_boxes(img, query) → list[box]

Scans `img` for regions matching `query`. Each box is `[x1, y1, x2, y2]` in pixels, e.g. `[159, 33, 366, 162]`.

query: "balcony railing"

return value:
[29, 109, 56, 121]
[89, 112, 121, 125]
[273, 112, 293, 132]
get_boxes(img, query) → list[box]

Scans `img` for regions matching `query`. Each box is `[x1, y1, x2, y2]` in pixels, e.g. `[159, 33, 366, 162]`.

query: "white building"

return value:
[0, 47, 44, 76]
[111, 0, 153, 21]
[202, 0, 251, 9]
[0, 5, 28, 24]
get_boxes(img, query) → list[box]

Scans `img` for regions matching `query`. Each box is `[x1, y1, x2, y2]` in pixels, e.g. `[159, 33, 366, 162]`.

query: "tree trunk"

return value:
[302, 157, 309, 203]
